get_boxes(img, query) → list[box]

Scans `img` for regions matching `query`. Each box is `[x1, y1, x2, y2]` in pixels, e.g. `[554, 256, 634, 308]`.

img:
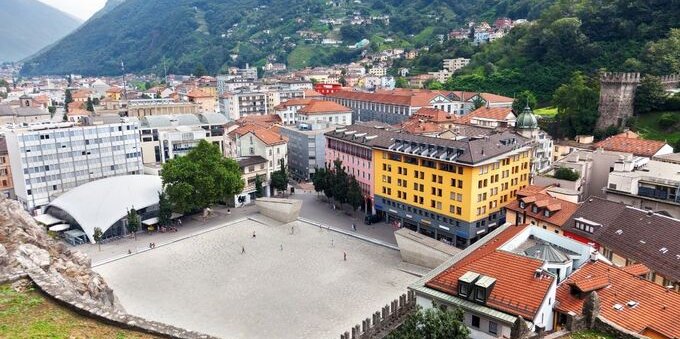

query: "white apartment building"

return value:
[138, 113, 228, 165]
[368, 66, 387, 77]
[5, 121, 142, 211]
[219, 91, 268, 121]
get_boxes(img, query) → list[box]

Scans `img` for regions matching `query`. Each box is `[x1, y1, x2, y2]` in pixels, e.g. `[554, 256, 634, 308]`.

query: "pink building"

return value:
[324, 122, 397, 214]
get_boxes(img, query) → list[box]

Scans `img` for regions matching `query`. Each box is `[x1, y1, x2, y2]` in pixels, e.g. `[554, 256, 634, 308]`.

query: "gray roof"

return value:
[237, 156, 268, 168]
[0, 105, 49, 117]
[199, 113, 228, 125]
[174, 114, 201, 126]
[523, 243, 570, 263]
[142, 116, 172, 128]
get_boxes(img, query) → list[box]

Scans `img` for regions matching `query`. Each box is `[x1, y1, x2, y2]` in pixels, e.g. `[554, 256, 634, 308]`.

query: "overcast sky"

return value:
[38, 0, 107, 21]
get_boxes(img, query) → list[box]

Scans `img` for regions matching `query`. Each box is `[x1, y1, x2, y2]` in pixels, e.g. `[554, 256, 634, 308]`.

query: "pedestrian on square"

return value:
[352, 224, 357, 232]
[343, 251, 347, 261]
[280, 244, 283, 251]
[291, 226, 294, 235]
[241, 246, 245, 254]
[252, 231, 256, 238]
[331, 239, 334, 247]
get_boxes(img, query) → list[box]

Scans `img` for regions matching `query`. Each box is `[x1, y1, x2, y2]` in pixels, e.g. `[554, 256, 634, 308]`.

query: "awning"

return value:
[142, 217, 159, 226]
[34, 214, 64, 226]
[49, 224, 70, 232]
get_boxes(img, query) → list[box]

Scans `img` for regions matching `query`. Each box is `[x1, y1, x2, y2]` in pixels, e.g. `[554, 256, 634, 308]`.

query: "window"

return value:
[475, 288, 486, 302]
[458, 283, 469, 297]
[489, 321, 498, 335]
[519, 201, 526, 209]
[471, 315, 480, 328]
[544, 210, 550, 217]
[532, 205, 538, 213]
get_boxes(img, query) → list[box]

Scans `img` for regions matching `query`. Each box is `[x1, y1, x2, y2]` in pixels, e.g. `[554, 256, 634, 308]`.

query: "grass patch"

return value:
[535, 106, 558, 117]
[633, 111, 680, 145]
[0, 284, 156, 339]
[566, 330, 615, 339]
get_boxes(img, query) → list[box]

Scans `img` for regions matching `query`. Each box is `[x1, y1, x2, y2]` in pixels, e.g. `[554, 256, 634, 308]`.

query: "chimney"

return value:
[534, 268, 542, 279]
[589, 251, 598, 262]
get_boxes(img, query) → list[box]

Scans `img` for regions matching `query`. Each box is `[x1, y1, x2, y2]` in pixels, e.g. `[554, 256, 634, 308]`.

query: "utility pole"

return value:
[121, 60, 127, 100]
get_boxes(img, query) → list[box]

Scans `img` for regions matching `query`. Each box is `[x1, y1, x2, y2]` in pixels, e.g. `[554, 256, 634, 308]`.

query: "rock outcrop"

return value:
[0, 196, 114, 307]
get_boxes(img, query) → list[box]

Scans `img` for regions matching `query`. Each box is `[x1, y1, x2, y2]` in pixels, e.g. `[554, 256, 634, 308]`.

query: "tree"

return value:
[48, 106, 56, 117]
[254, 174, 264, 198]
[331, 159, 348, 207]
[553, 167, 579, 181]
[553, 72, 600, 137]
[510, 316, 530, 339]
[346, 176, 363, 213]
[658, 112, 680, 129]
[270, 159, 288, 195]
[161, 140, 244, 214]
[158, 191, 172, 227]
[395, 76, 409, 88]
[387, 306, 470, 339]
[426, 80, 444, 90]
[634, 75, 667, 114]
[126, 207, 140, 239]
[472, 95, 485, 109]
[194, 63, 208, 77]
[64, 89, 73, 113]
[338, 76, 347, 87]
[86, 97, 95, 112]
[93, 227, 103, 251]
[311, 167, 327, 197]
[512, 90, 537, 113]
[257, 66, 265, 79]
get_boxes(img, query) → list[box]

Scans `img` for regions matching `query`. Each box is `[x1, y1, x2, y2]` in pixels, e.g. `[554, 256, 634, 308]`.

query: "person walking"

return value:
[241, 246, 245, 254]
[343, 251, 347, 261]
[252, 231, 256, 238]
[352, 224, 357, 232]
[280, 244, 283, 251]
[331, 239, 334, 247]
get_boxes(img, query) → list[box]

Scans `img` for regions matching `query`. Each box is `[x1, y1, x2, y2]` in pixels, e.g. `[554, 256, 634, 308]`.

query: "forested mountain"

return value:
[0, 0, 82, 62]
[21, 0, 552, 76]
[445, 0, 680, 101]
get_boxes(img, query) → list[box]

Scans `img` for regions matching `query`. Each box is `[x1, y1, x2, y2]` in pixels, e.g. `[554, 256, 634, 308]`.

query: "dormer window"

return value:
[532, 205, 538, 213]
[459, 283, 470, 297]
[458, 271, 480, 298]
[544, 210, 550, 217]
[519, 201, 526, 209]
[574, 217, 601, 234]
[475, 287, 485, 302]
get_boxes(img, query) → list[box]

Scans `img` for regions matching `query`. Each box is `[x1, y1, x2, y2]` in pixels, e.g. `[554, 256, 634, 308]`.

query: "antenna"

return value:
[121, 60, 127, 100]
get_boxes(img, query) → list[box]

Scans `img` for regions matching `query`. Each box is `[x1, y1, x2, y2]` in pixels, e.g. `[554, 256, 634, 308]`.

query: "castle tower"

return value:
[596, 72, 640, 130]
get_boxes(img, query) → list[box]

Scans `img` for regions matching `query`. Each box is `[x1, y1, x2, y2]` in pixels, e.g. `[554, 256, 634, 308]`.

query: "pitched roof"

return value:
[297, 100, 351, 115]
[506, 192, 579, 227]
[457, 107, 515, 124]
[621, 263, 651, 277]
[555, 261, 680, 338]
[237, 156, 268, 168]
[594, 134, 667, 157]
[425, 225, 555, 320]
[563, 197, 680, 282]
[186, 88, 212, 98]
[106, 87, 123, 93]
[237, 114, 282, 125]
[480, 92, 514, 103]
[274, 98, 313, 110]
[304, 89, 323, 97]
[410, 107, 454, 123]
[325, 90, 446, 107]
[324, 123, 398, 147]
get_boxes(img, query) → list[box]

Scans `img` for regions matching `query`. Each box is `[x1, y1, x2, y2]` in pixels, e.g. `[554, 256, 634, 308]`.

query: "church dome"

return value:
[516, 105, 538, 129]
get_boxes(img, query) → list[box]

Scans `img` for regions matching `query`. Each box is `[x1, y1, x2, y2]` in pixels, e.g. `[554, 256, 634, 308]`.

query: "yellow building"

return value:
[373, 131, 531, 248]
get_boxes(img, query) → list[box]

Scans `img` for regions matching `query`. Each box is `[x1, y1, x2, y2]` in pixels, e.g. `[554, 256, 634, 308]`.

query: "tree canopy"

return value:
[552, 72, 599, 138]
[161, 140, 244, 213]
[387, 306, 470, 339]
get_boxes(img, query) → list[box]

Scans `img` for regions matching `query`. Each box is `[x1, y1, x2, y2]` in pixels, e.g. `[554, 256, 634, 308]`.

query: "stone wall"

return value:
[659, 74, 680, 90]
[0, 195, 218, 339]
[596, 72, 640, 130]
[339, 290, 417, 339]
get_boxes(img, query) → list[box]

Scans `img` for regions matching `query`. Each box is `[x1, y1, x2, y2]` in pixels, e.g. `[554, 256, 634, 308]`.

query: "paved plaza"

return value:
[94, 217, 415, 339]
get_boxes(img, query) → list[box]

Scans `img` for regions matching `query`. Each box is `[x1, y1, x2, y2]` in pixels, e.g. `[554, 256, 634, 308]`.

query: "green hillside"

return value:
[21, 0, 553, 76]
[445, 0, 680, 101]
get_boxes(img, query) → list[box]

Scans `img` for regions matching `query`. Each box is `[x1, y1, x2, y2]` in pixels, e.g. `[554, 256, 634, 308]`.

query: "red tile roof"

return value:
[621, 263, 651, 277]
[411, 107, 455, 123]
[237, 114, 282, 125]
[186, 89, 212, 98]
[594, 133, 667, 157]
[570, 274, 610, 293]
[457, 107, 515, 124]
[326, 90, 444, 107]
[297, 100, 351, 115]
[275, 98, 313, 110]
[556, 261, 680, 338]
[106, 87, 123, 93]
[425, 225, 555, 320]
[506, 192, 579, 227]
[251, 128, 287, 146]
[480, 92, 514, 103]
[304, 89, 323, 97]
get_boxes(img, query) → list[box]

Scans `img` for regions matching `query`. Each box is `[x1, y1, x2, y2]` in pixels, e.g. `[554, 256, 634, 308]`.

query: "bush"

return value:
[658, 112, 680, 129]
[554, 167, 579, 181]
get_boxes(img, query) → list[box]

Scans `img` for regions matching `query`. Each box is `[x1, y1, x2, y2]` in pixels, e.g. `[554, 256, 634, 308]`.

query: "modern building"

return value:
[605, 158, 680, 219]
[126, 99, 200, 118]
[296, 100, 352, 126]
[219, 90, 268, 121]
[5, 121, 143, 211]
[373, 131, 532, 247]
[280, 122, 338, 181]
[562, 196, 680, 291]
[138, 113, 228, 165]
[411, 224, 597, 338]
[42, 175, 162, 243]
[186, 88, 217, 113]
[443, 58, 470, 72]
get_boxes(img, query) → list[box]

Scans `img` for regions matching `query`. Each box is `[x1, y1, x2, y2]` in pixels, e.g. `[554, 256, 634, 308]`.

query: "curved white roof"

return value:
[47, 175, 162, 243]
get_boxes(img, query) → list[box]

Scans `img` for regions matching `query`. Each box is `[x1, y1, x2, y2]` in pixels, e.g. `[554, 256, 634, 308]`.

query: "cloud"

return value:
[38, 0, 107, 21]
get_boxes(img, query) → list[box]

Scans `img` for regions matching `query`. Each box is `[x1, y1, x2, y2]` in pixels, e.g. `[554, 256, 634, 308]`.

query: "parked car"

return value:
[364, 214, 381, 225]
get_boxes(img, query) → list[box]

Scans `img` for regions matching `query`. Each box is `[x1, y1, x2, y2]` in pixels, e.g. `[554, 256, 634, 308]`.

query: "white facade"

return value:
[5, 121, 143, 211]
[297, 112, 352, 126]
[233, 132, 287, 181]
[368, 67, 387, 77]
[443, 58, 471, 72]
[219, 92, 268, 121]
